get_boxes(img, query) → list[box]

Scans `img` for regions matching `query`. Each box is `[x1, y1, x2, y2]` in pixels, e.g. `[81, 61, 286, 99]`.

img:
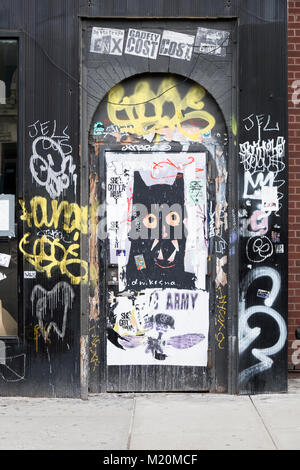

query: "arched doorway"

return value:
[88, 73, 230, 392]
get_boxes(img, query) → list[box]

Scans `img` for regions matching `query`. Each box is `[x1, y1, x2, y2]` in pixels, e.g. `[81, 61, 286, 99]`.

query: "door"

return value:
[83, 18, 235, 394]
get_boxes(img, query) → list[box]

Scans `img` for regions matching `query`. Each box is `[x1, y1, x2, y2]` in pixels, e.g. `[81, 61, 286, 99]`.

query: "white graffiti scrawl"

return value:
[0, 340, 26, 382]
[28, 120, 77, 199]
[239, 267, 287, 385]
[31, 282, 75, 342]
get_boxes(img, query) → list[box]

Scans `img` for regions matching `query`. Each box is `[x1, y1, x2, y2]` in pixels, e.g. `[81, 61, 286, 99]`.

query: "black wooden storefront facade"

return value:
[0, 0, 288, 398]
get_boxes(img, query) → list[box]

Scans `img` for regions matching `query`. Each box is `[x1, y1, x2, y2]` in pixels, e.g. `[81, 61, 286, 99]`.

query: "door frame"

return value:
[80, 18, 238, 396]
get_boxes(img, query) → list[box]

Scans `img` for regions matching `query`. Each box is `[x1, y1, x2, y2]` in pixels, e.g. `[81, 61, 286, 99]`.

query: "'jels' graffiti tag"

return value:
[28, 120, 77, 199]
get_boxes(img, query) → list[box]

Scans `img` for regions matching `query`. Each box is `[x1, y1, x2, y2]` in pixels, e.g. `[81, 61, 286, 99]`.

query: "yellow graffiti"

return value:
[89, 173, 99, 293]
[34, 324, 51, 352]
[89, 324, 100, 372]
[19, 197, 88, 234]
[19, 233, 88, 285]
[107, 78, 215, 140]
[215, 286, 227, 350]
[231, 115, 237, 136]
[231, 114, 237, 147]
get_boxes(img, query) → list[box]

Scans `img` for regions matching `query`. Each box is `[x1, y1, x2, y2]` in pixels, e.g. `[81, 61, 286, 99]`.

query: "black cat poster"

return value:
[105, 152, 209, 366]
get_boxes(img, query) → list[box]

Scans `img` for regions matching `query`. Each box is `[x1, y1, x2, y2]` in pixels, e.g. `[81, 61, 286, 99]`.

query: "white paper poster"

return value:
[194, 27, 230, 57]
[0, 200, 10, 231]
[159, 30, 195, 61]
[90, 27, 125, 55]
[261, 186, 279, 212]
[106, 152, 209, 367]
[125, 29, 161, 59]
[107, 288, 209, 366]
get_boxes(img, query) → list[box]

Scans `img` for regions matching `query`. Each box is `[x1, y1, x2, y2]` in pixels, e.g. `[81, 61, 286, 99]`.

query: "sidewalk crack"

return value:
[127, 394, 136, 450]
[249, 395, 279, 450]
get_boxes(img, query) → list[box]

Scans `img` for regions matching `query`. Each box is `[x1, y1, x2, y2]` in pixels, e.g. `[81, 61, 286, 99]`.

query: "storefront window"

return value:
[0, 40, 18, 337]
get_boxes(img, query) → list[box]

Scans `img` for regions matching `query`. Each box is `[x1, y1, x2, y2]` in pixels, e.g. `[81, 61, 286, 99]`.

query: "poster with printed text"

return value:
[107, 288, 209, 366]
[125, 29, 161, 59]
[194, 27, 230, 57]
[106, 152, 209, 367]
[90, 27, 125, 55]
[159, 30, 195, 61]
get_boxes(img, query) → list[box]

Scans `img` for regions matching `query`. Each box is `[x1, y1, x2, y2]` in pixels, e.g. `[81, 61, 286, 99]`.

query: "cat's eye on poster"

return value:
[143, 213, 157, 229]
[166, 211, 180, 227]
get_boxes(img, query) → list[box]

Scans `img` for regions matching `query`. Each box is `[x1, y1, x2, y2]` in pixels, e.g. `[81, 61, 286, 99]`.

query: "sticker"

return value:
[90, 27, 125, 56]
[94, 121, 104, 135]
[116, 249, 126, 256]
[188, 180, 205, 205]
[134, 254, 146, 271]
[118, 253, 127, 292]
[24, 271, 36, 279]
[257, 289, 270, 299]
[159, 30, 195, 61]
[194, 27, 230, 57]
[275, 244, 284, 254]
[261, 186, 279, 212]
[125, 29, 161, 59]
[271, 231, 280, 243]
[0, 253, 10, 268]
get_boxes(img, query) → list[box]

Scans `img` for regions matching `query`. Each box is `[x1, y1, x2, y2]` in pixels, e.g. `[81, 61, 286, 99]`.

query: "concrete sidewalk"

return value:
[0, 378, 300, 450]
